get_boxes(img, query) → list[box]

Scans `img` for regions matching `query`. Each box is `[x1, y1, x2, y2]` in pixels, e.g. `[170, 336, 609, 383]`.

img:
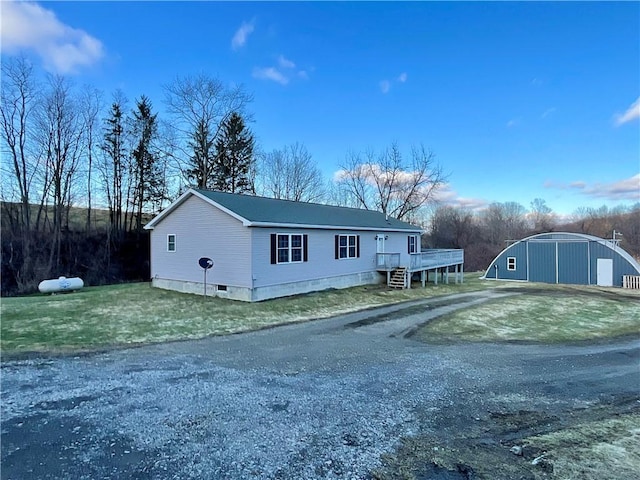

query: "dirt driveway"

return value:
[1, 290, 638, 479]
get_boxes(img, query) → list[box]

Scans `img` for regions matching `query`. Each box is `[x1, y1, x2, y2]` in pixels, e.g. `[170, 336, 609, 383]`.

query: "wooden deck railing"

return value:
[376, 249, 464, 272]
[409, 249, 464, 271]
[376, 253, 401, 270]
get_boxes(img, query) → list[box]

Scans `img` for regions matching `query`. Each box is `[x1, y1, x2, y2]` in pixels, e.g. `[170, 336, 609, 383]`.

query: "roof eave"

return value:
[246, 221, 423, 233]
[144, 188, 252, 229]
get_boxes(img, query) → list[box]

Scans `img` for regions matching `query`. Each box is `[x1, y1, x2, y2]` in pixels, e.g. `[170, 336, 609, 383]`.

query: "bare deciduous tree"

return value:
[258, 143, 325, 202]
[430, 205, 476, 249]
[79, 86, 103, 232]
[37, 75, 86, 270]
[0, 56, 40, 288]
[480, 201, 528, 245]
[335, 142, 445, 220]
[0, 57, 39, 234]
[163, 74, 252, 189]
[529, 197, 556, 232]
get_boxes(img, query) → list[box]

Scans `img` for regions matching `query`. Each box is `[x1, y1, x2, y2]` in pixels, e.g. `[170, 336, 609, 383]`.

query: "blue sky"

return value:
[2, 1, 639, 215]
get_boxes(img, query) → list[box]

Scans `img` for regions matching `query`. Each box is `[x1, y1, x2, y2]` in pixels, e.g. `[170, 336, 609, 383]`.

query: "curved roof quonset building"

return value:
[483, 232, 640, 287]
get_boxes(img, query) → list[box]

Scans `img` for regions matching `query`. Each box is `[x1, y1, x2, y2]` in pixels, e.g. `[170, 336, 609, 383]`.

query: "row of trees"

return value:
[1, 58, 261, 293]
[427, 201, 640, 271]
[1, 57, 445, 294]
[2, 56, 637, 294]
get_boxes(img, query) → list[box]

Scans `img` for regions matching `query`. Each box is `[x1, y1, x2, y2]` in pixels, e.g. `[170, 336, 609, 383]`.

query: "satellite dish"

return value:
[198, 257, 214, 296]
[199, 257, 214, 269]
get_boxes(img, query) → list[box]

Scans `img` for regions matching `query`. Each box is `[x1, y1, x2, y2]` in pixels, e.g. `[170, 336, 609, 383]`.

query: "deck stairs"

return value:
[388, 267, 408, 289]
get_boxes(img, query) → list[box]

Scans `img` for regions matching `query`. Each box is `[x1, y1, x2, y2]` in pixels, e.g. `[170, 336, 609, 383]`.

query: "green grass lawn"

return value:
[3, 277, 639, 356]
[1, 275, 492, 356]
[415, 284, 640, 343]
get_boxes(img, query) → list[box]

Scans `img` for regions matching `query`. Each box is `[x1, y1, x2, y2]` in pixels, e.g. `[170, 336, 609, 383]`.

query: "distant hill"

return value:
[1, 202, 153, 232]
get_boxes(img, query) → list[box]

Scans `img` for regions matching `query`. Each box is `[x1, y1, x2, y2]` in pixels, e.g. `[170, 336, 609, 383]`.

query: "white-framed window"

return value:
[507, 256, 516, 271]
[167, 234, 176, 252]
[276, 233, 304, 264]
[337, 234, 359, 259]
[408, 235, 419, 254]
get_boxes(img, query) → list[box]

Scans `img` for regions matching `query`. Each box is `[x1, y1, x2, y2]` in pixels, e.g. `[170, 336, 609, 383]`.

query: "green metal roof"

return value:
[194, 189, 421, 231]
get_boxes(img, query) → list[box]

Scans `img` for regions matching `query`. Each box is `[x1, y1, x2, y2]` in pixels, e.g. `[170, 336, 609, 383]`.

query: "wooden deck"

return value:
[376, 249, 464, 288]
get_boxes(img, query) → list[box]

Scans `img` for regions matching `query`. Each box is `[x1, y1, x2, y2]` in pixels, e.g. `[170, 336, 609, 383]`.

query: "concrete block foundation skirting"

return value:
[152, 271, 384, 302]
[152, 277, 252, 301]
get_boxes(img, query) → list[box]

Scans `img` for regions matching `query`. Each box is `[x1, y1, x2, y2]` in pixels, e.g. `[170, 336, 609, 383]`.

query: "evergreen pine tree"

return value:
[186, 118, 215, 189]
[102, 101, 126, 235]
[131, 95, 163, 231]
[213, 112, 255, 194]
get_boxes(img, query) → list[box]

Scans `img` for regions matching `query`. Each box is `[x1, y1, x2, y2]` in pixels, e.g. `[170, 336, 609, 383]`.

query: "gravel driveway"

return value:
[2, 290, 638, 479]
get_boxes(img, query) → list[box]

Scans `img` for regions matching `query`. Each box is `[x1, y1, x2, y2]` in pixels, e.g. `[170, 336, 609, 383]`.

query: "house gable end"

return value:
[145, 189, 250, 230]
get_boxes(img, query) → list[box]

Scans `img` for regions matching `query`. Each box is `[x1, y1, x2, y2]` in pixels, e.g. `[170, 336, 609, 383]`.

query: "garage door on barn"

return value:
[558, 241, 589, 285]
[528, 242, 556, 283]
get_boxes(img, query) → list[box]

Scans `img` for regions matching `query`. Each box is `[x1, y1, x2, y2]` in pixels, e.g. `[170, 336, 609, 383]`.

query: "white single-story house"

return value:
[144, 189, 464, 301]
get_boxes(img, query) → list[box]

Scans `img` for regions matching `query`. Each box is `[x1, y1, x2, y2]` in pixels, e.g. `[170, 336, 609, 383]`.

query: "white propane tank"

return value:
[38, 276, 84, 294]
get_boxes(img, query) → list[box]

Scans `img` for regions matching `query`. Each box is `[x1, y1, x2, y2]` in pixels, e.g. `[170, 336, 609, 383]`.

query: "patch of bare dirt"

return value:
[372, 395, 639, 480]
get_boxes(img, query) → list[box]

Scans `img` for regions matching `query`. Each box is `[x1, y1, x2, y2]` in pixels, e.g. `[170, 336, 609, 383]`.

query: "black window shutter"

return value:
[335, 235, 339, 259]
[270, 234, 277, 264]
[303, 235, 308, 262]
[408, 236, 411, 253]
[356, 235, 360, 258]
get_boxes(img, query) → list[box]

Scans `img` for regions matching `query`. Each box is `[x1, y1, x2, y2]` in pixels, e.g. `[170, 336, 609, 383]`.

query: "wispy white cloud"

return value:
[278, 54, 295, 69]
[541, 107, 556, 119]
[252, 66, 288, 85]
[379, 80, 391, 94]
[433, 184, 488, 211]
[506, 118, 520, 128]
[254, 55, 308, 85]
[0, 0, 104, 74]
[379, 72, 408, 94]
[582, 175, 640, 201]
[332, 169, 487, 212]
[231, 20, 255, 50]
[545, 174, 640, 201]
[614, 97, 640, 126]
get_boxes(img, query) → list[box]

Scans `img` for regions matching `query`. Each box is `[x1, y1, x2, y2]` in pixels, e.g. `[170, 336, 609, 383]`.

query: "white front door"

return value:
[376, 234, 385, 266]
[596, 258, 613, 287]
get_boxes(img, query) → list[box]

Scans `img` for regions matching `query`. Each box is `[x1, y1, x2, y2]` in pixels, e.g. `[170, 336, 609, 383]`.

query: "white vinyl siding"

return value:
[150, 195, 252, 287]
[252, 229, 418, 289]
